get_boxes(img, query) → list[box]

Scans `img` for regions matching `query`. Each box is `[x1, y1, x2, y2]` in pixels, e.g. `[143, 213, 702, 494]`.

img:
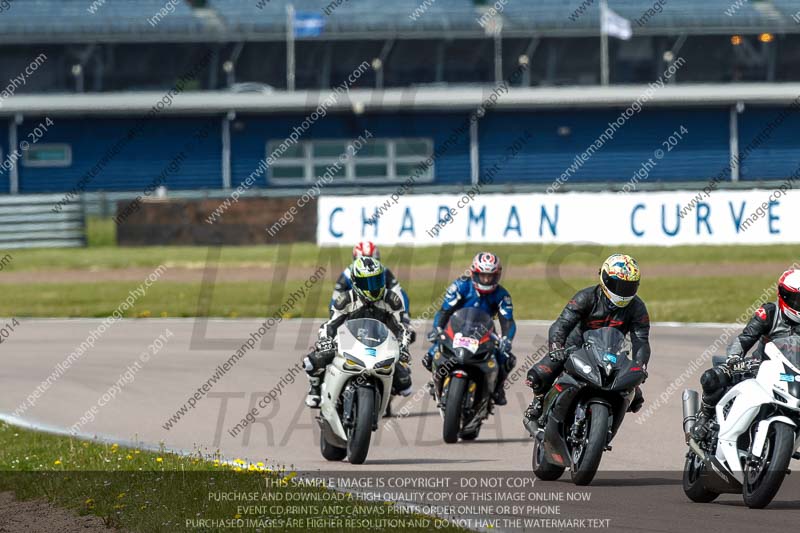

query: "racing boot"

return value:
[690, 401, 714, 441]
[305, 376, 322, 408]
[492, 377, 508, 406]
[391, 361, 413, 397]
[523, 394, 543, 435]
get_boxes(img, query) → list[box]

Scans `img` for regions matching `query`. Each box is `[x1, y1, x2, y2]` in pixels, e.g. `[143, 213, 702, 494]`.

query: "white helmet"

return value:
[778, 269, 800, 323]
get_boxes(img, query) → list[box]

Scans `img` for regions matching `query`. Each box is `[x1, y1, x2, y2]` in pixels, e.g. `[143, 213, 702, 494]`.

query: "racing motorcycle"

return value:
[528, 327, 646, 485]
[317, 318, 399, 464]
[682, 335, 800, 508]
[431, 308, 501, 443]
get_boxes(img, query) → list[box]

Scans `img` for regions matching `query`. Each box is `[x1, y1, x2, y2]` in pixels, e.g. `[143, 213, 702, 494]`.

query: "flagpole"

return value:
[600, 0, 609, 86]
[286, 3, 296, 91]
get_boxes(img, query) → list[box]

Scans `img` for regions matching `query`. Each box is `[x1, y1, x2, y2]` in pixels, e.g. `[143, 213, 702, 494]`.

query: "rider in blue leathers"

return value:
[422, 252, 516, 405]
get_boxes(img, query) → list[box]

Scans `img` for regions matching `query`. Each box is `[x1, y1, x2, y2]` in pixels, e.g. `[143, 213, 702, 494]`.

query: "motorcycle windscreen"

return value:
[772, 335, 800, 398]
[343, 318, 391, 348]
[447, 307, 495, 354]
[583, 327, 626, 363]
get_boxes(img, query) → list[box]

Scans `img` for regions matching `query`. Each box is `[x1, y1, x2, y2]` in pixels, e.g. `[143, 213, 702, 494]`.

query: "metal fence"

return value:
[0, 194, 85, 248]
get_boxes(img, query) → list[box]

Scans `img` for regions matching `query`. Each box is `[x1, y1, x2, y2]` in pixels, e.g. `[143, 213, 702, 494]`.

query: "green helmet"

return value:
[351, 257, 386, 302]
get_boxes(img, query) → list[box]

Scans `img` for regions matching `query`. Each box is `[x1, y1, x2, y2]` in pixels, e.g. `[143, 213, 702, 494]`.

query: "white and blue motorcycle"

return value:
[317, 318, 399, 464]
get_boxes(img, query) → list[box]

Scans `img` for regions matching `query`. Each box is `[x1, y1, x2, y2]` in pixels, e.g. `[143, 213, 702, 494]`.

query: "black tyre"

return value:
[320, 430, 347, 461]
[682, 451, 719, 503]
[743, 422, 794, 509]
[443, 376, 467, 444]
[347, 387, 375, 465]
[532, 432, 565, 481]
[570, 403, 609, 486]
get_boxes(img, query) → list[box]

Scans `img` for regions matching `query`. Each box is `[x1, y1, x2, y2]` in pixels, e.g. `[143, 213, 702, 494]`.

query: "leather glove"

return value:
[315, 338, 335, 355]
[549, 343, 568, 362]
[725, 355, 743, 374]
[399, 347, 411, 363]
[427, 326, 443, 342]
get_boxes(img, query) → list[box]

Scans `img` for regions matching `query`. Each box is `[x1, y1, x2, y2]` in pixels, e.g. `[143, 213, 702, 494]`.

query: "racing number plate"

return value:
[453, 333, 480, 353]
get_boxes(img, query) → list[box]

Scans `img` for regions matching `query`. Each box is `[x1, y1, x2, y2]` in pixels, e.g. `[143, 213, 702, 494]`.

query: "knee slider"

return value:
[527, 367, 547, 394]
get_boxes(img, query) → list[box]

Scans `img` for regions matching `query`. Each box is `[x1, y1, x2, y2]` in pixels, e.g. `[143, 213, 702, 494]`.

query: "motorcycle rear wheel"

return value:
[320, 431, 347, 461]
[682, 451, 719, 503]
[532, 432, 565, 481]
[743, 422, 794, 509]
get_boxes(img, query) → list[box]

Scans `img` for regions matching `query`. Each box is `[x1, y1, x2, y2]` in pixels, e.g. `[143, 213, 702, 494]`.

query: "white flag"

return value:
[601, 3, 632, 40]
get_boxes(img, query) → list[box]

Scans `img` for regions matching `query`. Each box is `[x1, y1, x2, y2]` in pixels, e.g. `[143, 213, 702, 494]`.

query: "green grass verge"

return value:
[0, 421, 464, 532]
[2, 276, 777, 323]
[4, 217, 800, 272]
[86, 216, 117, 248]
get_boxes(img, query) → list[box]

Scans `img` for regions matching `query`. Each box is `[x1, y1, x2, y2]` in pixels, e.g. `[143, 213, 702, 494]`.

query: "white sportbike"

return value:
[682, 335, 800, 508]
[317, 318, 399, 464]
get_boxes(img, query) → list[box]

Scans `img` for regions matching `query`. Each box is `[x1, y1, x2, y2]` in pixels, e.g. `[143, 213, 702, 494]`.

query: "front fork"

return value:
[568, 403, 588, 447]
[341, 381, 381, 432]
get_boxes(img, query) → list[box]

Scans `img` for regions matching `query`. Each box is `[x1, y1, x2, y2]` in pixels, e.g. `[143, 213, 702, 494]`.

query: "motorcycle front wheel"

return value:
[743, 422, 794, 509]
[347, 386, 375, 465]
[570, 403, 608, 486]
[442, 376, 467, 443]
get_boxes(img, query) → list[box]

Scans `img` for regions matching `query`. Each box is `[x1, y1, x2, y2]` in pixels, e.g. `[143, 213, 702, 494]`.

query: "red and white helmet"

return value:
[471, 252, 502, 294]
[352, 241, 380, 260]
[778, 269, 800, 323]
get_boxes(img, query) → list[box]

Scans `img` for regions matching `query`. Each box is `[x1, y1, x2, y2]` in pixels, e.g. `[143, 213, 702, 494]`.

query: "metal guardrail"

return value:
[0, 194, 85, 248]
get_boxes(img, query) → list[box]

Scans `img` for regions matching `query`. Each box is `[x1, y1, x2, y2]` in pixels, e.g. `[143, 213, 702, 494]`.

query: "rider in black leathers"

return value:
[691, 268, 800, 440]
[525, 254, 650, 424]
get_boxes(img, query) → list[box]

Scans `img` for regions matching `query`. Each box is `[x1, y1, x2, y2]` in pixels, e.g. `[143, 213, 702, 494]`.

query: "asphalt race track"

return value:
[2, 318, 799, 532]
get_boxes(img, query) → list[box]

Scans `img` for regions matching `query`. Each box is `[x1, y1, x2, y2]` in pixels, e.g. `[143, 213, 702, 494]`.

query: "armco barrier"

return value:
[0, 194, 85, 248]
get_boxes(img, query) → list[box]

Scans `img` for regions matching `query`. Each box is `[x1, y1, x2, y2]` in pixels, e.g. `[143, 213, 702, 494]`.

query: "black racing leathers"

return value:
[701, 302, 800, 405]
[528, 285, 651, 394]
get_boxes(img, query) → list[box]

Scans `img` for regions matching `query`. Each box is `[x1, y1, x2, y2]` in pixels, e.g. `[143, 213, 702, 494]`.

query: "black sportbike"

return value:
[529, 327, 647, 485]
[431, 308, 502, 443]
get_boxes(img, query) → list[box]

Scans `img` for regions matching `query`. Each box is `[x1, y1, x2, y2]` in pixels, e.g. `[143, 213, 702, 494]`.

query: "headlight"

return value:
[343, 354, 366, 371]
[374, 357, 395, 374]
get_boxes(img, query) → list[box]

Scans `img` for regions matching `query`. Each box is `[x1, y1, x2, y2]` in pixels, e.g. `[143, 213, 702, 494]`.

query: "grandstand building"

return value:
[0, 0, 798, 196]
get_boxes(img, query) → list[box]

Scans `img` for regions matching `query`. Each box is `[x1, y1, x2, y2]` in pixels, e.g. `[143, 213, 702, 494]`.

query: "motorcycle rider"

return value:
[304, 256, 413, 408]
[525, 254, 650, 426]
[691, 268, 800, 440]
[422, 251, 516, 406]
[330, 241, 413, 339]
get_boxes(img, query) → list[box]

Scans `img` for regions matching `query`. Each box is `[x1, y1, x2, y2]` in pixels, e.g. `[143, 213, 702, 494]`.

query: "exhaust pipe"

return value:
[682, 389, 700, 441]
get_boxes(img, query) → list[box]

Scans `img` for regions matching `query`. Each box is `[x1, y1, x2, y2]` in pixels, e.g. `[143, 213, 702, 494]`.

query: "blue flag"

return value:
[293, 12, 325, 37]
